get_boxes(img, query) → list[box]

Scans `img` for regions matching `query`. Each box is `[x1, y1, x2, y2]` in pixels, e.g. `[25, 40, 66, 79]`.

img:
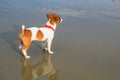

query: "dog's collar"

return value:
[43, 25, 55, 31]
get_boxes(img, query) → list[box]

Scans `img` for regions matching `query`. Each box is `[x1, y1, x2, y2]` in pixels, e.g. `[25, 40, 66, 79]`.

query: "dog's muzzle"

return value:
[60, 18, 63, 23]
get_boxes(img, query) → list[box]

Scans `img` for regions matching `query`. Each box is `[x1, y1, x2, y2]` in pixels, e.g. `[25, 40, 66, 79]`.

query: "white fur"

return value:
[22, 50, 30, 58]
[27, 27, 40, 40]
[26, 21, 55, 41]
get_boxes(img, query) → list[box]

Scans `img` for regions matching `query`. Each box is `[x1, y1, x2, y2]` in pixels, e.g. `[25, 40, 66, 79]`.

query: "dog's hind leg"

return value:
[21, 37, 31, 59]
[19, 40, 23, 50]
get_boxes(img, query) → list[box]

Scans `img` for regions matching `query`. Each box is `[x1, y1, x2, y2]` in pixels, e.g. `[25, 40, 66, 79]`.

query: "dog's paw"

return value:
[48, 51, 54, 54]
[24, 55, 31, 59]
[42, 48, 48, 51]
[22, 53, 31, 59]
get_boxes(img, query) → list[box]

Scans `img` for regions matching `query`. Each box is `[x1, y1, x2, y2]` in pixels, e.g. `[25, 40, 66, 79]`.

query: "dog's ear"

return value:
[47, 13, 58, 19]
[47, 13, 53, 19]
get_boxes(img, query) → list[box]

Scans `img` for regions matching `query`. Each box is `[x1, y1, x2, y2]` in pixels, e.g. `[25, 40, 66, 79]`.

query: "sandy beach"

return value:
[0, 0, 120, 80]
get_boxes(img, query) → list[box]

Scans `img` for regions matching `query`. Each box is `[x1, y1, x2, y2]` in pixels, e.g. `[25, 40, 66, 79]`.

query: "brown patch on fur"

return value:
[36, 30, 43, 40]
[19, 29, 32, 50]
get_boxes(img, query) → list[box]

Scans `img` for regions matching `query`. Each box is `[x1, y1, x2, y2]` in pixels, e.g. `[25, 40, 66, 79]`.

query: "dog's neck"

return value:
[46, 21, 57, 31]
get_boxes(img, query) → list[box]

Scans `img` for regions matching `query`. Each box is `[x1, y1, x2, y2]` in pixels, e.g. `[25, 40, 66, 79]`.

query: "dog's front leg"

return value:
[42, 40, 47, 51]
[47, 38, 54, 54]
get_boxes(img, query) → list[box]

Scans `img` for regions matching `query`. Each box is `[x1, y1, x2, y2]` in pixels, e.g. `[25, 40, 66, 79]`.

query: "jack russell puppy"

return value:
[19, 13, 62, 59]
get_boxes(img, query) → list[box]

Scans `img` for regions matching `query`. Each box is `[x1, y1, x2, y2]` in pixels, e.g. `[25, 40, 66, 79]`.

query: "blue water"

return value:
[1, 0, 120, 17]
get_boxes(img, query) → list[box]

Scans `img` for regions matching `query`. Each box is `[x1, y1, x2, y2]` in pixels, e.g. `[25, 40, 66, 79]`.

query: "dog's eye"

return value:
[59, 17, 61, 20]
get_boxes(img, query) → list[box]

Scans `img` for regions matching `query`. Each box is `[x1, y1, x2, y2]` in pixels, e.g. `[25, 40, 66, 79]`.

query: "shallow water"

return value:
[0, 0, 120, 80]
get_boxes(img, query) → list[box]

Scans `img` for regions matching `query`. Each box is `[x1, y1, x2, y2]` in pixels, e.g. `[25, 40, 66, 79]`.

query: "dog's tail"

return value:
[21, 25, 25, 35]
[19, 25, 25, 39]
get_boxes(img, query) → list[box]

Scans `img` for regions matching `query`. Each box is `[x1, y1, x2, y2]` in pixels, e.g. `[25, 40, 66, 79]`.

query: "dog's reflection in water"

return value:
[21, 51, 59, 80]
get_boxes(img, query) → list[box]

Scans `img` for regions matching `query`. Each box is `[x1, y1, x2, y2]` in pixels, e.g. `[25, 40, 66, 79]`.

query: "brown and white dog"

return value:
[19, 13, 62, 58]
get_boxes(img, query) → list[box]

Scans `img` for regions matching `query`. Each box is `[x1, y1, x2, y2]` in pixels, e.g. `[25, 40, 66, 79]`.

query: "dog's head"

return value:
[47, 13, 62, 25]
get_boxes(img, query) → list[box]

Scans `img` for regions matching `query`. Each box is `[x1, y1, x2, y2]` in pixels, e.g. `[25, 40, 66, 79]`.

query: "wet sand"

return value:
[0, 12, 120, 80]
[0, 0, 120, 80]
